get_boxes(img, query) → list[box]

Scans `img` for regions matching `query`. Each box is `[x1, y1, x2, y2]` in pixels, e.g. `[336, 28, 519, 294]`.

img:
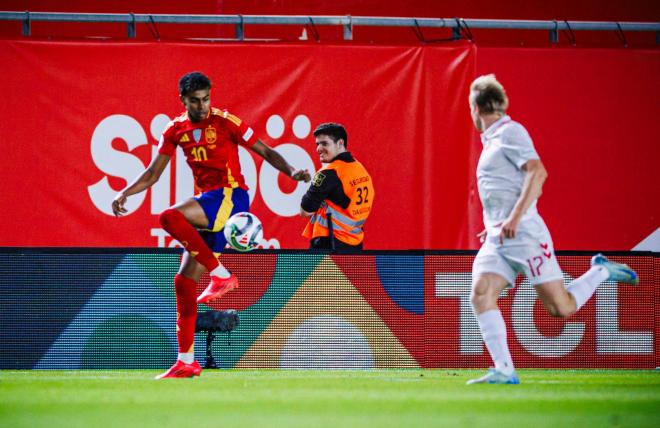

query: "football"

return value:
[223, 212, 263, 252]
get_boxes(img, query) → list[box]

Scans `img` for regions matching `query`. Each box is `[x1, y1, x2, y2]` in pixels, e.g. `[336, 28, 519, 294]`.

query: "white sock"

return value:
[477, 309, 515, 375]
[566, 265, 609, 311]
[178, 352, 194, 364]
[210, 264, 231, 278]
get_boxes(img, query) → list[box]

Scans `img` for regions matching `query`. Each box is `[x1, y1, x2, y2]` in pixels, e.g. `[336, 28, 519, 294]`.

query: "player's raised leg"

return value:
[195, 188, 250, 303]
[467, 272, 520, 385]
[159, 197, 236, 304]
[537, 254, 638, 320]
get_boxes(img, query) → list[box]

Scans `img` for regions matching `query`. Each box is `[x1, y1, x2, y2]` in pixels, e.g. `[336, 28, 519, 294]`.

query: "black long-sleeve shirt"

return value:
[300, 152, 355, 213]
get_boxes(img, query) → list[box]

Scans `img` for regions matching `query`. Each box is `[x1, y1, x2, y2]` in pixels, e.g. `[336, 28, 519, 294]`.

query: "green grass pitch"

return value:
[1, 369, 658, 428]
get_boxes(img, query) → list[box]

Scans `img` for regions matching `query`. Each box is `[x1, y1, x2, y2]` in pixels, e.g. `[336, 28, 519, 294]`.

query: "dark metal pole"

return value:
[205, 331, 217, 369]
[327, 213, 336, 252]
[22, 11, 30, 36]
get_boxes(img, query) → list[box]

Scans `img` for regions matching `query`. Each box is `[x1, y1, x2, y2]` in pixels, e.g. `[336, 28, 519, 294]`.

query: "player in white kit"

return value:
[466, 74, 639, 385]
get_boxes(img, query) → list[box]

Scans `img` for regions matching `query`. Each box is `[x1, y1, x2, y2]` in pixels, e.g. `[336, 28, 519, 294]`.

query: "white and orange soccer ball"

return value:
[223, 212, 263, 252]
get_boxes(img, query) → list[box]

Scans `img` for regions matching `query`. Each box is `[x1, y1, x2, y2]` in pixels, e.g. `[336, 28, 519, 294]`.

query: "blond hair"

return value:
[470, 74, 509, 114]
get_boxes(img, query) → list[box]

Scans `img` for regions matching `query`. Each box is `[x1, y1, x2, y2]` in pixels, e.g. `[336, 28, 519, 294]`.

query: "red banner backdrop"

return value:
[0, 40, 658, 250]
[0, 39, 475, 249]
[474, 47, 660, 251]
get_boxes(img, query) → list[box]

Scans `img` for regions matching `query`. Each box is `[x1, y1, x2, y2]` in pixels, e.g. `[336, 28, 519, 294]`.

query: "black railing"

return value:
[1, 12, 659, 43]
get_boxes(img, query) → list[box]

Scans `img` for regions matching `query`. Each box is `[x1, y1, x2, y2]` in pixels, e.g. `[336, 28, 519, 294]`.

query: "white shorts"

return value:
[473, 219, 563, 287]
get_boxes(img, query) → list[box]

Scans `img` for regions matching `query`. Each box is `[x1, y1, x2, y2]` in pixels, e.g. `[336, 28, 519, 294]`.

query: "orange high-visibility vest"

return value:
[303, 158, 374, 246]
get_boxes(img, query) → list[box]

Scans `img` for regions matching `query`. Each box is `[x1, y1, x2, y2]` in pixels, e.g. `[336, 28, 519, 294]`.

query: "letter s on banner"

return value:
[88, 114, 148, 216]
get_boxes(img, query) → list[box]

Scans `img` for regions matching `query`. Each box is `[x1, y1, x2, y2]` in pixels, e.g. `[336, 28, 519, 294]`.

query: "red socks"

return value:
[159, 208, 219, 271]
[174, 274, 198, 354]
[161, 208, 220, 353]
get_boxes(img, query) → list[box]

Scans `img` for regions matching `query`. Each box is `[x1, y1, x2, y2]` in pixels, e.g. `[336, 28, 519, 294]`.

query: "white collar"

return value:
[481, 115, 511, 144]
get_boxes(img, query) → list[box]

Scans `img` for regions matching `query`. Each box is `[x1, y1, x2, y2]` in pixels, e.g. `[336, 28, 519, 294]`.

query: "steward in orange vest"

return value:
[300, 123, 374, 250]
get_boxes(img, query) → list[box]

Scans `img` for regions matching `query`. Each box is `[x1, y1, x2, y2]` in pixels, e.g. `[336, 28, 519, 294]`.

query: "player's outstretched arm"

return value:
[250, 140, 311, 182]
[112, 154, 171, 217]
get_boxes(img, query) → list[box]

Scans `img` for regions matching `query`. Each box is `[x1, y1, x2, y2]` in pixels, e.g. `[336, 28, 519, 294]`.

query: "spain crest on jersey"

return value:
[193, 129, 202, 143]
[205, 126, 217, 145]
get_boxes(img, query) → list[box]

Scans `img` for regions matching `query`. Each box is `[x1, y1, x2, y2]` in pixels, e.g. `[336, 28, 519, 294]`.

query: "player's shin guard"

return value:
[174, 274, 198, 355]
[159, 208, 219, 271]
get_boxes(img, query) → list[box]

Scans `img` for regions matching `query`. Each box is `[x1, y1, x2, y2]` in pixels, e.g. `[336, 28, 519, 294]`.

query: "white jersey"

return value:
[474, 115, 563, 286]
[476, 115, 541, 234]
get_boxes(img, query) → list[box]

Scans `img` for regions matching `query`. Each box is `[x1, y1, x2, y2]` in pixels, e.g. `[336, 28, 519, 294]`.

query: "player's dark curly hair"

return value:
[313, 122, 348, 148]
[179, 71, 212, 96]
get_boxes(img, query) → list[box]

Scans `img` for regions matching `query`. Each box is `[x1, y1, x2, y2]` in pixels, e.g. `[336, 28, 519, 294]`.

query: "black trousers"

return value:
[309, 236, 363, 251]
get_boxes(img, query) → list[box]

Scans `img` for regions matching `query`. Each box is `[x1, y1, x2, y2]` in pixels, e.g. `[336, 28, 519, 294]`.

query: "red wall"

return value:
[2, 1, 658, 46]
[0, 39, 657, 250]
[5, 0, 658, 20]
[0, 40, 476, 249]
[475, 47, 660, 250]
[1, 1, 658, 250]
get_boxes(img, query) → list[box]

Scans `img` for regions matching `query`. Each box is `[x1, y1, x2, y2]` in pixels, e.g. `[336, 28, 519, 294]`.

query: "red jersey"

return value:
[158, 107, 256, 192]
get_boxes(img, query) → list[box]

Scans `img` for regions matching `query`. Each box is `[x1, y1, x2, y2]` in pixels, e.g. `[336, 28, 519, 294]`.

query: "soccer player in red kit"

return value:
[112, 71, 310, 379]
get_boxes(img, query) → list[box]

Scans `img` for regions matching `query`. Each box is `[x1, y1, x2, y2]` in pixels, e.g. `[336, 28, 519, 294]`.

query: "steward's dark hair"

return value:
[313, 122, 348, 148]
[179, 71, 212, 96]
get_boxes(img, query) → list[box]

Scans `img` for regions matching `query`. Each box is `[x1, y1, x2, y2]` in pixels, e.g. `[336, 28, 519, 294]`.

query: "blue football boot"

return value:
[591, 253, 639, 285]
[466, 368, 520, 385]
